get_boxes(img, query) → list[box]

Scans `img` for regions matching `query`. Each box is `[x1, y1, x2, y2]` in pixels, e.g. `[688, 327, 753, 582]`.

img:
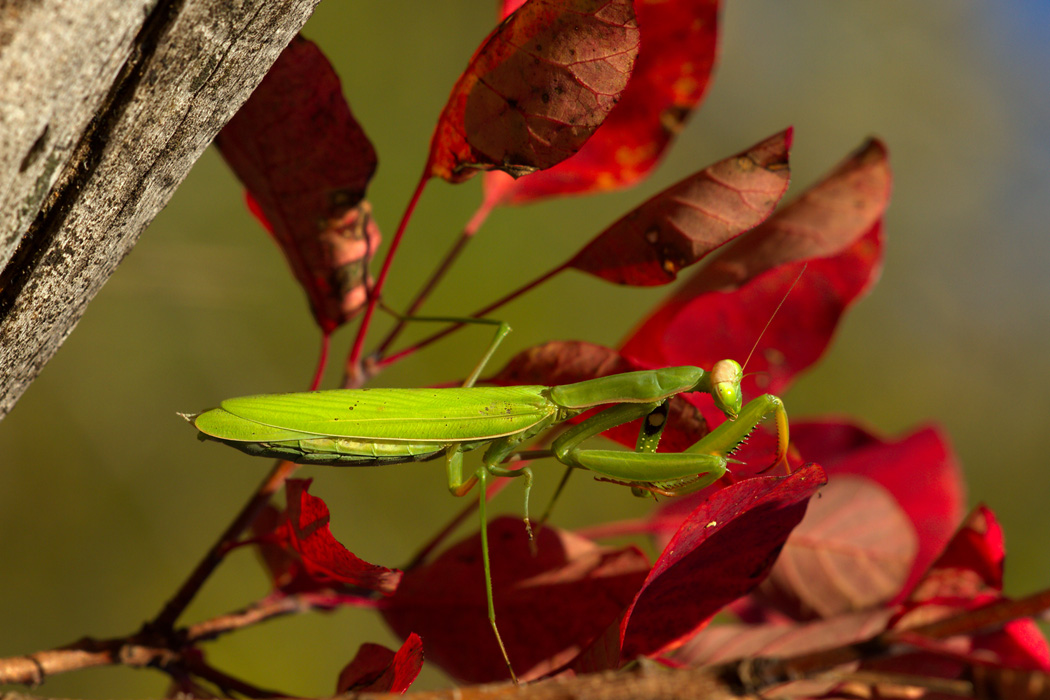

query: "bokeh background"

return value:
[2, 1, 1049, 696]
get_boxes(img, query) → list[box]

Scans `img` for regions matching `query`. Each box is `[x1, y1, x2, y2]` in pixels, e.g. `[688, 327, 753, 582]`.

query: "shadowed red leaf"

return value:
[792, 421, 966, 604]
[620, 139, 891, 397]
[215, 36, 381, 333]
[488, 339, 711, 453]
[676, 608, 896, 667]
[677, 508, 1049, 696]
[485, 0, 721, 204]
[752, 475, 918, 620]
[867, 507, 1050, 685]
[907, 506, 1004, 606]
[572, 465, 826, 673]
[380, 516, 650, 684]
[426, 0, 640, 183]
[335, 634, 423, 694]
[270, 479, 402, 594]
[489, 339, 636, 386]
[565, 129, 792, 285]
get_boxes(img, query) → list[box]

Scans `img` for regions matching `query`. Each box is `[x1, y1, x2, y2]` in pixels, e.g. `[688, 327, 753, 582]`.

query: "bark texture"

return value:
[0, 0, 323, 419]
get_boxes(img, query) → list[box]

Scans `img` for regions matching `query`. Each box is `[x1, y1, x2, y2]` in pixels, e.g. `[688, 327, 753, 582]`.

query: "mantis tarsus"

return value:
[186, 320, 790, 682]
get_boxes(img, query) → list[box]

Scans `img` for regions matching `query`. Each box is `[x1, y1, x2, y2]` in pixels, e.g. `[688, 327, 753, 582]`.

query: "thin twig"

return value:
[376, 200, 496, 357]
[148, 459, 300, 632]
[374, 263, 567, 372]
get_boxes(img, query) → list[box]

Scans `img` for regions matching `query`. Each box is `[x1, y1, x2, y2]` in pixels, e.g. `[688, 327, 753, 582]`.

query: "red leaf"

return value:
[485, 0, 721, 203]
[565, 129, 792, 285]
[272, 479, 402, 594]
[489, 339, 637, 386]
[380, 516, 650, 683]
[215, 36, 381, 333]
[680, 138, 892, 294]
[907, 506, 1004, 605]
[622, 465, 826, 657]
[335, 634, 423, 694]
[683, 422, 965, 624]
[252, 503, 303, 590]
[752, 475, 918, 620]
[793, 421, 966, 604]
[867, 507, 1050, 683]
[620, 139, 890, 396]
[426, 0, 640, 183]
[675, 608, 896, 667]
[573, 465, 826, 672]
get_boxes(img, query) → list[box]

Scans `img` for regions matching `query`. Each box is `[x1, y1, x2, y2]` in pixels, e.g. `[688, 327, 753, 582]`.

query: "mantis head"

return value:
[709, 359, 744, 419]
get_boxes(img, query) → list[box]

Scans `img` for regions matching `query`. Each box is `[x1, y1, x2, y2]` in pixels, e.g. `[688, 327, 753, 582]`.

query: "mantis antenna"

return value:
[741, 262, 809, 373]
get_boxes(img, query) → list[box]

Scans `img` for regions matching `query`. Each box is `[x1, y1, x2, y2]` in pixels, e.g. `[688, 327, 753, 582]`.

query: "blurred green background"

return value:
[2, 1, 1049, 696]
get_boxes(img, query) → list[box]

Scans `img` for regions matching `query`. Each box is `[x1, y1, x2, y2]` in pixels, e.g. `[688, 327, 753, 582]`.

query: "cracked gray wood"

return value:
[0, 0, 323, 420]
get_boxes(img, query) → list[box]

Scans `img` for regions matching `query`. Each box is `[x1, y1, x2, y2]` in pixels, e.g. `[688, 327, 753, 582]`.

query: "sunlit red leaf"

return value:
[426, 0, 640, 183]
[565, 129, 792, 285]
[621, 139, 891, 397]
[271, 479, 402, 594]
[485, 0, 721, 204]
[215, 36, 381, 333]
[621, 464, 826, 657]
[572, 465, 826, 673]
[380, 516, 650, 683]
[335, 634, 423, 694]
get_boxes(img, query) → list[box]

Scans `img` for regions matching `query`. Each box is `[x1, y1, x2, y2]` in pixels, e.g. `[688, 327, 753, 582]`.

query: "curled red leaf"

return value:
[485, 0, 721, 204]
[266, 479, 402, 595]
[335, 634, 423, 694]
[426, 0, 640, 182]
[565, 129, 792, 285]
[216, 36, 380, 332]
[907, 505, 1004, 606]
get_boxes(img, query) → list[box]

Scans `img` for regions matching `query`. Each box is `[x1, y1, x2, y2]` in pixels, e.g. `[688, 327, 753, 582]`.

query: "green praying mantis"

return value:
[186, 320, 790, 682]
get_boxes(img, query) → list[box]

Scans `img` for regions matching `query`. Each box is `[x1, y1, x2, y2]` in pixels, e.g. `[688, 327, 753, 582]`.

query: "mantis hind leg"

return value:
[444, 448, 533, 681]
[476, 466, 520, 683]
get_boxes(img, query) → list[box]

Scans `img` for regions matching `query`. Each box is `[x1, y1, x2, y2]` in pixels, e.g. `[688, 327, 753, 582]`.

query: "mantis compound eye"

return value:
[709, 359, 744, 419]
